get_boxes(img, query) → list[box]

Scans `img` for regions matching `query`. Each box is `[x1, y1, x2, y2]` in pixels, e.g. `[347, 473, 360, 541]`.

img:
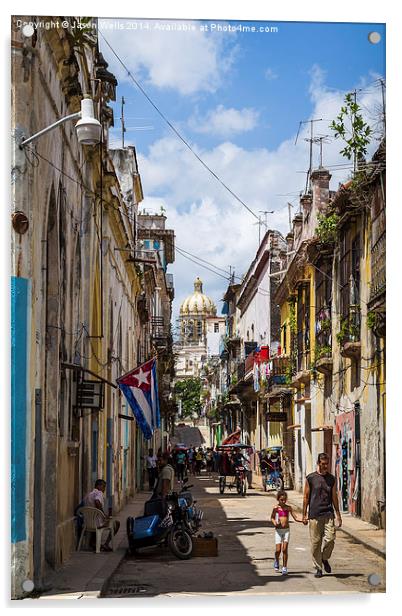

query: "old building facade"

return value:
[11, 16, 176, 598]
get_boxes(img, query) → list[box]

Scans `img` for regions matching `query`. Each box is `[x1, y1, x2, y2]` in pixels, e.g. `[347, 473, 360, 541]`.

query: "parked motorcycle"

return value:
[175, 481, 204, 535]
[126, 481, 202, 559]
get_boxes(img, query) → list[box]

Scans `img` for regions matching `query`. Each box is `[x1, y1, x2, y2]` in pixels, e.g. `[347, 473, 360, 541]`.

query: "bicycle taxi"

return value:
[259, 445, 284, 491]
[216, 443, 250, 497]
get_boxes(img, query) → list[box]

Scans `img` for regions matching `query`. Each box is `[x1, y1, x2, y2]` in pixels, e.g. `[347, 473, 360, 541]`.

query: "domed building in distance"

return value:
[175, 277, 225, 379]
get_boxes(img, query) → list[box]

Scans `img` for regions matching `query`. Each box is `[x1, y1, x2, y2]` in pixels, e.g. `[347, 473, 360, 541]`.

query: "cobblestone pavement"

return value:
[102, 473, 385, 598]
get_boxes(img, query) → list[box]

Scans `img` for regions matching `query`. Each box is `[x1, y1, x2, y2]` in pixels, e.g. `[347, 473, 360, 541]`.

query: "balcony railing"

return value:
[268, 356, 290, 388]
[370, 230, 385, 303]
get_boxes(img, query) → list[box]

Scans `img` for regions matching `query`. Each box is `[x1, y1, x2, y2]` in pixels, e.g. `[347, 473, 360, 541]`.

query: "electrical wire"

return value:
[99, 31, 263, 225]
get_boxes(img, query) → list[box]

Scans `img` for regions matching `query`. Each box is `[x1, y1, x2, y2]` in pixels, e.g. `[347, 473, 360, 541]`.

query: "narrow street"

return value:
[102, 473, 385, 597]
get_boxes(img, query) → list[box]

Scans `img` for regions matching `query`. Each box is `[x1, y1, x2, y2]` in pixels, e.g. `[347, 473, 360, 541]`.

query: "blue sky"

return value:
[99, 18, 385, 326]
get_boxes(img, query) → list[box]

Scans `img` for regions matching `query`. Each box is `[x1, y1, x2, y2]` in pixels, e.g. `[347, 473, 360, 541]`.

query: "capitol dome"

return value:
[180, 277, 217, 316]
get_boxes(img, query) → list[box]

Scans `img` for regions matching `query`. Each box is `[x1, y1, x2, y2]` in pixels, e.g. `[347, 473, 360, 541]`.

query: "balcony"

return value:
[137, 295, 149, 324]
[369, 227, 385, 306]
[315, 312, 333, 374]
[151, 316, 168, 347]
[244, 352, 255, 377]
[267, 357, 293, 399]
[291, 351, 311, 388]
[338, 308, 361, 359]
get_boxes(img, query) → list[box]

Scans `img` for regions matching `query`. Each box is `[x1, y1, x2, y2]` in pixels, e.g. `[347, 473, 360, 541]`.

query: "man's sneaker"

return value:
[314, 568, 323, 578]
[274, 559, 280, 571]
[322, 560, 331, 573]
[282, 567, 288, 575]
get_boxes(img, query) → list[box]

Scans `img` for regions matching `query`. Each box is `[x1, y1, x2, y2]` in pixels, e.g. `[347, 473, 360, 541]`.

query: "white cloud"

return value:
[189, 105, 259, 137]
[265, 68, 278, 81]
[133, 66, 383, 320]
[99, 19, 237, 95]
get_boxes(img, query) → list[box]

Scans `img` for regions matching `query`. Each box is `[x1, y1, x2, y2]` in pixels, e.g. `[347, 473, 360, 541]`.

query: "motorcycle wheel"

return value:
[241, 479, 247, 497]
[274, 476, 284, 491]
[219, 476, 226, 494]
[236, 479, 242, 494]
[168, 526, 193, 559]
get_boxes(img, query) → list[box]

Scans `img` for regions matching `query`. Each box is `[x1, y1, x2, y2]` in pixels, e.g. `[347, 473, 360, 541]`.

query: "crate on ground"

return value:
[191, 536, 218, 557]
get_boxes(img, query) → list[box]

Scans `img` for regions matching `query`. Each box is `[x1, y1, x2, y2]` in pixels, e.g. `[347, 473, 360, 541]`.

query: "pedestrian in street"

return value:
[270, 490, 304, 575]
[145, 448, 158, 491]
[302, 452, 342, 578]
[205, 448, 214, 477]
[153, 452, 175, 497]
[83, 479, 120, 552]
[243, 447, 254, 489]
[187, 446, 194, 475]
[213, 448, 220, 474]
[175, 448, 187, 483]
[195, 448, 203, 475]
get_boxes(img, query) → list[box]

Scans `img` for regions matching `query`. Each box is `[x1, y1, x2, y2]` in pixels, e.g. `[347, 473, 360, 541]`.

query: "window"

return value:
[339, 229, 361, 342]
[214, 322, 219, 333]
[297, 284, 311, 371]
[197, 321, 203, 337]
[315, 260, 332, 351]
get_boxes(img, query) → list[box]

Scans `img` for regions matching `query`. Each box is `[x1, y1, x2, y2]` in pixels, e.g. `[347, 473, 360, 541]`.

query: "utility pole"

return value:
[121, 96, 126, 148]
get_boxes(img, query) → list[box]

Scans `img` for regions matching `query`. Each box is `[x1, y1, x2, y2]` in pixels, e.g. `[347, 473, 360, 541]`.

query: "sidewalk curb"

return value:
[99, 541, 128, 598]
[336, 527, 385, 560]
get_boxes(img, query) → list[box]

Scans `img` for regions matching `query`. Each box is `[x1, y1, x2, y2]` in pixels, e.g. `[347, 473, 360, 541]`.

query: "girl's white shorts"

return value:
[275, 527, 290, 544]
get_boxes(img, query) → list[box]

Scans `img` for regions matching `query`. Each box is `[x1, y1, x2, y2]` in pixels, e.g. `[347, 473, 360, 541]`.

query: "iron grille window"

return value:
[297, 287, 304, 371]
[339, 228, 351, 319]
[315, 260, 332, 350]
[340, 229, 361, 342]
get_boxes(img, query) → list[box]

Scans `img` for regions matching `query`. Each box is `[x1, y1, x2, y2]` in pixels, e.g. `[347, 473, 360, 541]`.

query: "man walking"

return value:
[302, 453, 342, 578]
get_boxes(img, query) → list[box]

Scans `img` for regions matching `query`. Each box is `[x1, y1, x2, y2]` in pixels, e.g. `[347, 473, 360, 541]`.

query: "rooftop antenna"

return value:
[312, 135, 331, 168]
[295, 118, 323, 193]
[255, 210, 274, 245]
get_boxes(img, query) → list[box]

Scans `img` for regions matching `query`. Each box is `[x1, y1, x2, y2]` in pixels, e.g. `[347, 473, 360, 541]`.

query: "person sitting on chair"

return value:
[83, 479, 120, 552]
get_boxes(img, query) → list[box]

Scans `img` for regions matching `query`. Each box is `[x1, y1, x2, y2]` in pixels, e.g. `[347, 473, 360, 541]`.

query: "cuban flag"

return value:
[117, 358, 160, 440]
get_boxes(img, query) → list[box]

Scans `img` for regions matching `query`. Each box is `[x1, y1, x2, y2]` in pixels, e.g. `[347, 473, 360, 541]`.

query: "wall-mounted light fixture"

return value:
[19, 97, 101, 148]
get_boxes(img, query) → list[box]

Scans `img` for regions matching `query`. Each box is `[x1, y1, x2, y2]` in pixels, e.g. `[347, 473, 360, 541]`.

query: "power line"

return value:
[99, 31, 263, 225]
[175, 247, 230, 281]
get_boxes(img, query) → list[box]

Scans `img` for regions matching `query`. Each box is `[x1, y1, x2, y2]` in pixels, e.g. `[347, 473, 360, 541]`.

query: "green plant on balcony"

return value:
[231, 374, 238, 386]
[336, 315, 360, 345]
[367, 310, 376, 330]
[319, 318, 332, 332]
[288, 300, 297, 335]
[314, 344, 332, 363]
[316, 213, 340, 244]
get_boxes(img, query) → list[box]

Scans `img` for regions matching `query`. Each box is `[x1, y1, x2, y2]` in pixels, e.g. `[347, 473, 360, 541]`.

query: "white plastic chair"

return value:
[76, 506, 116, 553]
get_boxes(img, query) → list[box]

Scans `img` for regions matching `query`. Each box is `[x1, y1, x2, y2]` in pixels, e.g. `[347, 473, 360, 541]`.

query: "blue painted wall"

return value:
[11, 277, 29, 544]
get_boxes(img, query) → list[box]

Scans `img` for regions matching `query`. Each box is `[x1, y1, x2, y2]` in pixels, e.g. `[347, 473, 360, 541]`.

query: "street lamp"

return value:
[19, 97, 102, 148]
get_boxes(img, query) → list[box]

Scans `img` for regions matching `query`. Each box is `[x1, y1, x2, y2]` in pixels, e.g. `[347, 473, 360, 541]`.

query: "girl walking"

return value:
[270, 490, 304, 575]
